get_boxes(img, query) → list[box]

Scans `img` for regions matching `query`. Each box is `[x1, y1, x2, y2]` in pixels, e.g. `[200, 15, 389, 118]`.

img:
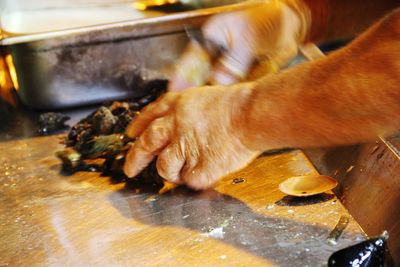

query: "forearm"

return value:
[301, 0, 399, 42]
[240, 9, 400, 150]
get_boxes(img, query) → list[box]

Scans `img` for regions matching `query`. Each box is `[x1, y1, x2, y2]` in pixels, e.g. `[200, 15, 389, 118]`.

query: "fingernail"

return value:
[123, 149, 140, 178]
[123, 161, 134, 178]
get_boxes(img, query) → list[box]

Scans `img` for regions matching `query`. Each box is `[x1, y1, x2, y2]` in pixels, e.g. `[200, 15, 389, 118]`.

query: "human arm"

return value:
[124, 9, 400, 190]
[169, 0, 399, 91]
[239, 8, 400, 150]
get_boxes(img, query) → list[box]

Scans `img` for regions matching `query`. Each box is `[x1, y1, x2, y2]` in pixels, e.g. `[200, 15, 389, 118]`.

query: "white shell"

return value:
[279, 175, 338, 197]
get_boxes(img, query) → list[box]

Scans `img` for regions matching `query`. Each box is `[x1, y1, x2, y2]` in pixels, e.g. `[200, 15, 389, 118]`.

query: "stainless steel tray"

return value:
[0, 2, 251, 110]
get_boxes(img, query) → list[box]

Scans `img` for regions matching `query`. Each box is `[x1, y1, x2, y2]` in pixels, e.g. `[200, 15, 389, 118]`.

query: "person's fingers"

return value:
[181, 164, 216, 191]
[180, 147, 260, 190]
[126, 93, 177, 138]
[168, 77, 192, 92]
[168, 42, 212, 92]
[124, 142, 155, 179]
[156, 142, 185, 184]
[210, 45, 254, 85]
[124, 117, 172, 178]
[206, 28, 253, 84]
[168, 42, 201, 92]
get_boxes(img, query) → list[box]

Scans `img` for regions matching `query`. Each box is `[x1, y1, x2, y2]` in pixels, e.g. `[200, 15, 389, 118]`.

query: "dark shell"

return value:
[58, 77, 168, 185]
[38, 112, 70, 135]
[92, 106, 117, 135]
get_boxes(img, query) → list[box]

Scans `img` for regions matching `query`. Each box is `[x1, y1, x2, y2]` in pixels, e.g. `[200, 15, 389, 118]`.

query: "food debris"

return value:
[266, 204, 275, 210]
[345, 166, 354, 173]
[201, 217, 233, 239]
[56, 78, 168, 185]
[232, 177, 246, 184]
[327, 215, 350, 245]
[202, 227, 225, 239]
[144, 195, 158, 203]
[56, 148, 81, 169]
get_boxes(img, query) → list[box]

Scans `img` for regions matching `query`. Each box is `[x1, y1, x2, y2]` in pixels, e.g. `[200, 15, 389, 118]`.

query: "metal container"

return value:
[0, 2, 251, 109]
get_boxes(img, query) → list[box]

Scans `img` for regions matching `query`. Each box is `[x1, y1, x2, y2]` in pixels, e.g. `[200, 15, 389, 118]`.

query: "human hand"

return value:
[169, 0, 310, 91]
[123, 83, 260, 190]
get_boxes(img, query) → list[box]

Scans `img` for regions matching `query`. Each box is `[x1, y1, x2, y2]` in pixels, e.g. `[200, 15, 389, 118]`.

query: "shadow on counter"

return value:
[105, 180, 362, 266]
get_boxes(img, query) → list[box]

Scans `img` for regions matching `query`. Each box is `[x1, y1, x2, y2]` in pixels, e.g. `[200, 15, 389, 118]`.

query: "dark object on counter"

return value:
[57, 79, 167, 185]
[38, 112, 70, 135]
[328, 231, 389, 267]
[232, 177, 246, 184]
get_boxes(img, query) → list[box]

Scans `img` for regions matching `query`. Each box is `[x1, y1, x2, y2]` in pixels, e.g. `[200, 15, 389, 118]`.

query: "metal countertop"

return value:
[0, 104, 365, 266]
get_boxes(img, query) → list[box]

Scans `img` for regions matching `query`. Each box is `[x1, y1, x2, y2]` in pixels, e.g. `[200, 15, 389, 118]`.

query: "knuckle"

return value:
[182, 163, 213, 190]
[138, 131, 155, 153]
[139, 118, 170, 153]
[152, 98, 171, 114]
[185, 173, 212, 191]
[141, 93, 175, 116]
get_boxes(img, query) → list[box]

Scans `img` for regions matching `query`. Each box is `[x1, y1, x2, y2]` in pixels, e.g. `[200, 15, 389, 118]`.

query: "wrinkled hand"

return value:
[169, 0, 310, 91]
[123, 83, 260, 190]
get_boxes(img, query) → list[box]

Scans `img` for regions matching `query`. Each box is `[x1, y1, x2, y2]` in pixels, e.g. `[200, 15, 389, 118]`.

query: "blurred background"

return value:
[0, 0, 244, 109]
[0, 0, 165, 35]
